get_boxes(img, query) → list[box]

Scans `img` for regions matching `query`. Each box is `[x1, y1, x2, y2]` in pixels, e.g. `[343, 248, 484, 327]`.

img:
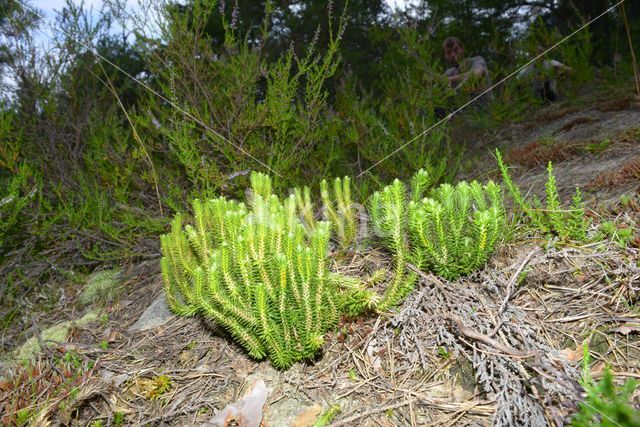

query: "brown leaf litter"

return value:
[3, 237, 637, 426]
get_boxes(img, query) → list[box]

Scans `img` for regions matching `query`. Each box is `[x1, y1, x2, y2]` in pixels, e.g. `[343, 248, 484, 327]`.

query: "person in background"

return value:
[435, 37, 493, 119]
[442, 36, 493, 104]
[517, 58, 573, 102]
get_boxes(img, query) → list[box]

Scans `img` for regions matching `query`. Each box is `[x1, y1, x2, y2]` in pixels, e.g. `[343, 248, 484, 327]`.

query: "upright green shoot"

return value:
[161, 172, 375, 369]
[496, 149, 590, 242]
[572, 343, 640, 426]
[320, 177, 358, 250]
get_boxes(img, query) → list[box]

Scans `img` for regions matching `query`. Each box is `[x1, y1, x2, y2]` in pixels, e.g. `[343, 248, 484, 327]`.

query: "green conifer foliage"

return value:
[161, 172, 374, 369]
[568, 188, 588, 242]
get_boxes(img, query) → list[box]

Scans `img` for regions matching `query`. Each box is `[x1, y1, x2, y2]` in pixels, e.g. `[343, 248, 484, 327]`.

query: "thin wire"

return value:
[357, 0, 626, 178]
[578, 399, 624, 427]
[12, 0, 281, 177]
[7, 5, 632, 426]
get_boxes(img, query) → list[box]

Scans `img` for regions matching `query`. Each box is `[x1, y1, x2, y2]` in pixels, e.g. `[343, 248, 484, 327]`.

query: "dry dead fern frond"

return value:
[595, 97, 639, 112]
[506, 140, 581, 168]
[557, 116, 595, 133]
[590, 156, 640, 188]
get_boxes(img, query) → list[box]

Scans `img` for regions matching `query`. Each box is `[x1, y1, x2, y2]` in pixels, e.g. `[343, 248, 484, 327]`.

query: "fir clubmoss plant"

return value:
[408, 180, 506, 280]
[313, 404, 342, 427]
[293, 186, 316, 231]
[371, 170, 505, 301]
[369, 178, 417, 310]
[410, 168, 437, 203]
[572, 343, 640, 426]
[161, 172, 375, 369]
[496, 149, 589, 241]
[320, 177, 358, 249]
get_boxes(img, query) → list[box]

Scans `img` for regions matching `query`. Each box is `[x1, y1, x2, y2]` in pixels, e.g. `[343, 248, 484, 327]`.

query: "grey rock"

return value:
[101, 370, 130, 387]
[128, 293, 175, 332]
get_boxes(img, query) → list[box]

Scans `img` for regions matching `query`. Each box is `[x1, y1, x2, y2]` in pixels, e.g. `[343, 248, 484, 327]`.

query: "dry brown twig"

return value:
[445, 314, 541, 359]
[489, 248, 539, 337]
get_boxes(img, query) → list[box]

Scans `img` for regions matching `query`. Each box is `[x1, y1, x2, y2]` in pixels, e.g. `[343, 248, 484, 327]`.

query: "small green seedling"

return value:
[313, 405, 342, 427]
[113, 412, 125, 426]
[348, 368, 358, 381]
[584, 138, 611, 154]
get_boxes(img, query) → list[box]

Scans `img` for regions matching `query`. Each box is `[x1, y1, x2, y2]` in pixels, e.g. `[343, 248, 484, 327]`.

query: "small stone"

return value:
[128, 293, 175, 332]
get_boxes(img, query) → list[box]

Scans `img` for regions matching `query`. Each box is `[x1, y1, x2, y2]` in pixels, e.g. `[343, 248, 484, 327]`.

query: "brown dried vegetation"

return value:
[595, 97, 640, 112]
[0, 348, 96, 425]
[508, 126, 639, 169]
[506, 139, 583, 168]
[590, 156, 640, 188]
[557, 116, 595, 133]
[523, 107, 580, 131]
[616, 127, 640, 146]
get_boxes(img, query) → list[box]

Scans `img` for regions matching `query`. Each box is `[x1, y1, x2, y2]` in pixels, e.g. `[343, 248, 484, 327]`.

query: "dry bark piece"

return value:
[205, 380, 268, 427]
[292, 404, 322, 427]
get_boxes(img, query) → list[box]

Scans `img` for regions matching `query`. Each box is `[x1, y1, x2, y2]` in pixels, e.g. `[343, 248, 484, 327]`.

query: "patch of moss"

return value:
[14, 322, 71, 363]
[13, 311, 100, 363]
[450, 358, 477, 394]
[77, 311, 100, 326]
[79, 269, 122, 307]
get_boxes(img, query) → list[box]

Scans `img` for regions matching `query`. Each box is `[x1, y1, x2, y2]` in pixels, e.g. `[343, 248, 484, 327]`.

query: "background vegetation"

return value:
[2, 0, 640, 423]
[0, 0, 638, 340]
